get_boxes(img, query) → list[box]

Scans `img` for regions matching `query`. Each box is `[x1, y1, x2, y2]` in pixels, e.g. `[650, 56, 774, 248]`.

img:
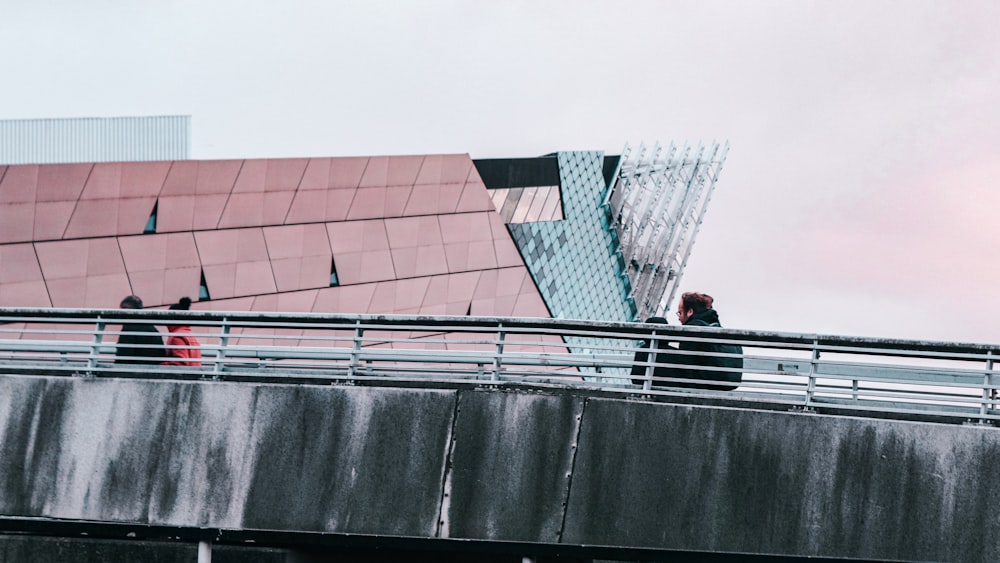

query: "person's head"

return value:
[169, 297, 193, 311]
[644, 316, 669, 325]
[676, 292, 713, 323]
[120, 295, 144, 309]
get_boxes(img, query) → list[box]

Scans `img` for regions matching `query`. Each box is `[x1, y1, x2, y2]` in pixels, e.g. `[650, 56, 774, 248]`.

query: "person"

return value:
[115, 295, 166, 364]
[162, 297, 202, 367]
[631, 292, 742, 390]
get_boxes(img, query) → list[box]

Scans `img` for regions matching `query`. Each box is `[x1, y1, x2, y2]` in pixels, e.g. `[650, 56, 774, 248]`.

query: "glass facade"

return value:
[507, 151, 635, 323]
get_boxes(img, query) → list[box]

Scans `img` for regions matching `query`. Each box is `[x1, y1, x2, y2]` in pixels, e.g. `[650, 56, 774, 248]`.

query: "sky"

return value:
[3, 0, 999, 344]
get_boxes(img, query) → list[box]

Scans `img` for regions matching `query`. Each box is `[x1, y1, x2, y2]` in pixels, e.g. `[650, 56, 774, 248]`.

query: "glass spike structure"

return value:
[607, 140, 729, 320]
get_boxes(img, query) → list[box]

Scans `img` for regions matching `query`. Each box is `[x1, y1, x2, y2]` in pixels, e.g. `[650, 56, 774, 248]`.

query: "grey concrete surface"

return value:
[1, 374, 998, 561]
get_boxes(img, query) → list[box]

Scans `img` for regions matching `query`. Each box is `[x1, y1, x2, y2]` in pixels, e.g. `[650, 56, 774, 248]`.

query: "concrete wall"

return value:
[1, 374, 998, 561]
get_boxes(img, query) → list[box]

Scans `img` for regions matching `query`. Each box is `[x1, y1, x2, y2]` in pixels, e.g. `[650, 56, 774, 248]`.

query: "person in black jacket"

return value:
[115, 295, 166, 364]
[631, 292, 742, 390]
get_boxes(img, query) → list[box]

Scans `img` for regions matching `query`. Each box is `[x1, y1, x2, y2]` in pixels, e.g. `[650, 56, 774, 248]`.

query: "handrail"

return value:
[1, 307, 999, 424]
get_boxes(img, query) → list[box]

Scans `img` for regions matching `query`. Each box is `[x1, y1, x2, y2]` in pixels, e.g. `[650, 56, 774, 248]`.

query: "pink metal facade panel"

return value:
[35, 163, 91, 202]
[385, 155, 423, 187]
[0, 203, 34, 244]
[157, 195, 198, 232]
[455, 177, 494, 213]
[298, 158, 331, 191]
[264, 158, 308, 192]
[31, 201, 75, 241]
[0, 280, 50, 307]
[0, 244, 44, 285]
[232, 160, 267, 193]
[116, 197, 158, 236]
[327, 157, 369, 189]
[195, 160, 242, 194]
[120, 161, 171, 198]
[35, 239, 91, 280]
[0, 152, 547, 325]
[63, 199, 114, 239]
[160, 161, 200, 196]
[0, 165, 37, 203]
[358, 156, 389, 188]
[383, 185, 412, 218]
[192, 194, 229, 231]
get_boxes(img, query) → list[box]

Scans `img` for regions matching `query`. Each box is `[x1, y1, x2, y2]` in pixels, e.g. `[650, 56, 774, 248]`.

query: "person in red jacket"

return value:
[162, 297, 202, 367]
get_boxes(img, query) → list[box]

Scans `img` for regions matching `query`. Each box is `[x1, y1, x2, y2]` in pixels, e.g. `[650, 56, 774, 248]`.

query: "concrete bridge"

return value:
[2, 309, 999, 562]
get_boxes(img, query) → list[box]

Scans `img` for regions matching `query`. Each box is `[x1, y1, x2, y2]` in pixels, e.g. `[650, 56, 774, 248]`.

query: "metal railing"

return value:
[1, 307, 999, 424]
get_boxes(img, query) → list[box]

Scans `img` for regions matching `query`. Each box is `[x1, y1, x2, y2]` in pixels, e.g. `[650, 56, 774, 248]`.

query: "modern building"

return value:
[0, 143, 726, 327]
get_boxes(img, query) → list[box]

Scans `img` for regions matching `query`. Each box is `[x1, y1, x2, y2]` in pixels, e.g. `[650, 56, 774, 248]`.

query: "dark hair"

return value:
[169, 297, 193, 311]
[644, 316, 669, 325]
[120, 295, 144, 309]
[679, 292, 713, 314]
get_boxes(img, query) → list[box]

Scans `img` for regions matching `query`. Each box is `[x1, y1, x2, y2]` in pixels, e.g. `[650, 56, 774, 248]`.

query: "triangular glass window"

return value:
[143, 201, 158, 234]
[198, 270, 211, 301]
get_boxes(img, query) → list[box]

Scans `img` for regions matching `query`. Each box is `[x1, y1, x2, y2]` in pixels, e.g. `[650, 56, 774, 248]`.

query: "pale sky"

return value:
[3, 0, 999, 344]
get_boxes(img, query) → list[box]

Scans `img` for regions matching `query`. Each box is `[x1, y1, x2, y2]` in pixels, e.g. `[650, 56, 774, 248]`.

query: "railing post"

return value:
[197, 540, 212, 563]
[981, 350, 995, 419]
[643, 332, 660, 391]
[213, 319, 230, 378]
[86, 317, 105, 376]
[491, 324, 505, 382]
[805, 340, 820, 409]
[347, 320, 363, 381]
